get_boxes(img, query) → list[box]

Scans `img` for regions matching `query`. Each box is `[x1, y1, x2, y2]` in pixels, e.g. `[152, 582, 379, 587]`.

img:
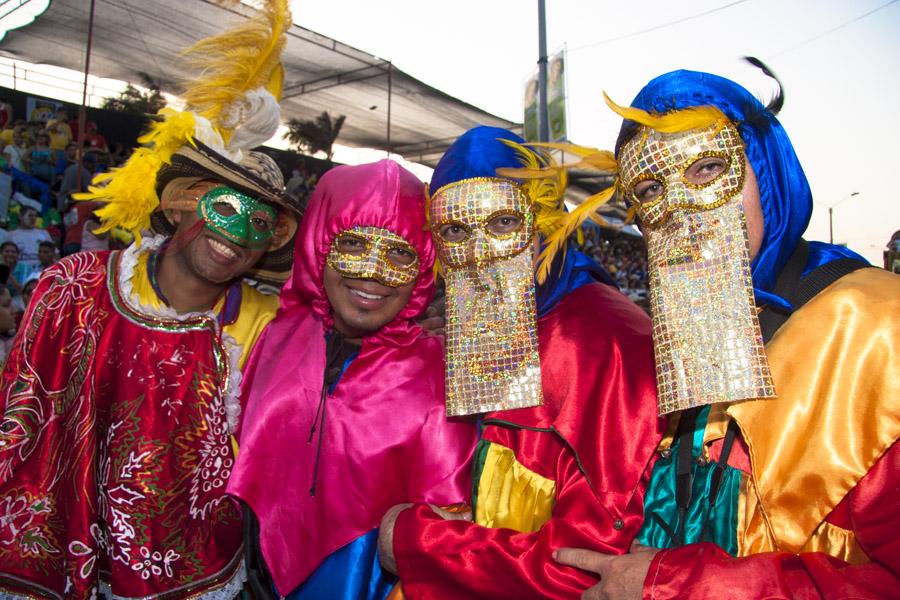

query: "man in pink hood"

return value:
[227, 160, 476, 599]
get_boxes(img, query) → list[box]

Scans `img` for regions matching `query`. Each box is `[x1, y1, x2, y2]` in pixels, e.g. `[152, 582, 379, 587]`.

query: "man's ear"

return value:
[269, 212, 298, 250]
[164, 209, 183, 227]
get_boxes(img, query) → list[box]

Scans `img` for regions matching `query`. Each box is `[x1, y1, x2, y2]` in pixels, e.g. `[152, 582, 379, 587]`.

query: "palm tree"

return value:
[101, 73, 167, 116]
[283, 111, 346, 160]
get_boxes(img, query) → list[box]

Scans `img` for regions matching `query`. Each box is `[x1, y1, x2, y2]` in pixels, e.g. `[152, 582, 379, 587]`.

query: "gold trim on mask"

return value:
[621, 122, 746, 228]
[430, 177, 535, 269]
[618, 122, 774, 414]
[326, 226, 419, 288]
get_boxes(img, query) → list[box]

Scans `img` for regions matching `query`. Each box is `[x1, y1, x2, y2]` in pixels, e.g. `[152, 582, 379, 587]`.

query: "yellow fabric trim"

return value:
[475, 443, 556, 532]
[130, 252, 278, 367]
[801, 522, 868, 565]
[729, 268, 900, 553]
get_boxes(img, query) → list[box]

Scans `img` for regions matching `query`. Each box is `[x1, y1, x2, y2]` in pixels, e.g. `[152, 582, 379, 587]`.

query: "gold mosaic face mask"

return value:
[620, 122, 746, 228]
[430, 178, 534, 268]
[430, 177, 543, 417]
[326, 226, 419, 288]
[620, 123, 775, 414]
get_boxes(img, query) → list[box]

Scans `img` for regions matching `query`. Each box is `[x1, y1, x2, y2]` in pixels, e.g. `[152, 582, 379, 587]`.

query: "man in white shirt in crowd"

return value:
[9, 206, 52, 271]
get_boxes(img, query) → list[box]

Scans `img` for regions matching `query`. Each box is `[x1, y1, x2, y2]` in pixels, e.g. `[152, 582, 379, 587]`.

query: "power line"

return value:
[770, 0, 898, 57]
[568, 0, 753, 53]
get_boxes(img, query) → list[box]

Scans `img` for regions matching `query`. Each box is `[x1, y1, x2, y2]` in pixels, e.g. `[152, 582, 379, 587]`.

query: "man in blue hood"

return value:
[555, 69, 900, 599]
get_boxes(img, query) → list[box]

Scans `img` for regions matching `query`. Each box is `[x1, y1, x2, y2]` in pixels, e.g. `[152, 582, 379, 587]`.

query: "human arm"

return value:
[387, 447, 653, 600]
[0, 254, 106, 482]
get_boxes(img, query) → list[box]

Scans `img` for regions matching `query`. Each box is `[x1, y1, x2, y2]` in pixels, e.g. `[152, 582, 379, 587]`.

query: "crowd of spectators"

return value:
[583, 231, 649, 308]
[284, 162, 320, 210]
[0, 104, 128, 364]
[0, 100, 654, 359]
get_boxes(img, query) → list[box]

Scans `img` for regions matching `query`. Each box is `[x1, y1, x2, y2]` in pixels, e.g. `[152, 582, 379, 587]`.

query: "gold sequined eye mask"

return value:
[430, 177, 534, 268]
[326, 226, 419, 288]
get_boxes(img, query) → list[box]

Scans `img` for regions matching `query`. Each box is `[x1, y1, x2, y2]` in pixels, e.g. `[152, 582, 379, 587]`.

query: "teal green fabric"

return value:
[470, 438, 492, 516]
[637, 406, 742, 555]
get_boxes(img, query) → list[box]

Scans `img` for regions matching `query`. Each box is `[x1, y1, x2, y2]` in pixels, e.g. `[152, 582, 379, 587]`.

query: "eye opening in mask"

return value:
[250, 210, 275, 232]
[682, 151, 730, 190]
[630, 173, 667, 206]
[484, 209, 526, 239]
[211, 200, 239, 217]
[436, 221, 471, 244]
[385, 244, 418, 268]
[334, 232, 370, 255]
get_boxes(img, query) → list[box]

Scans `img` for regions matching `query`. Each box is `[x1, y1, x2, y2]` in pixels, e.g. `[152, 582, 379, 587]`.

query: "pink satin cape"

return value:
[226, 160, 476, 595]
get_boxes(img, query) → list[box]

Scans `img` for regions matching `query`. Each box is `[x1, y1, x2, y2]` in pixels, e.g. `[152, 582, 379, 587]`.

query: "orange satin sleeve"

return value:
[728, 268, 900, 554]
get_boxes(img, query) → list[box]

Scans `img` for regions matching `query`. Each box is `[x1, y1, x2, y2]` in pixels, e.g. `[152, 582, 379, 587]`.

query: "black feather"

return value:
[744, 56, 785, 115]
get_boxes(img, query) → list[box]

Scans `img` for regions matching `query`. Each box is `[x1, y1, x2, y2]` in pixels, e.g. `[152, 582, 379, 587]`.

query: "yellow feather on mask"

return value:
[499, 142, 618, 175]
[497, 139, 568, 240]
[74, 109, 197, 239]
[604, 91, 728, 133]
[180, 0, 291, 139]
[535, 184, 616, 284]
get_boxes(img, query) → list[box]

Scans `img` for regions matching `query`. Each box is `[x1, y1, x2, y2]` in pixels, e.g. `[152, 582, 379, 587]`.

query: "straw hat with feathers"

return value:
[76, 0, 301, 284]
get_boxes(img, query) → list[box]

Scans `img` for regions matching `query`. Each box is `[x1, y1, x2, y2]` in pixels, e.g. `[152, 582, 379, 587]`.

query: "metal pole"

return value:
[829, 206, 833, 244]
[386, 61, 392, 155]
[537, 0, 549, 142]
[76, 0, 97, 193]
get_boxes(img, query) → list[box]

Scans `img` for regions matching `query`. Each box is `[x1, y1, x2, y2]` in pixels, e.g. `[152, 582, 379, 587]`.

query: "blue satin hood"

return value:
[615, 70, 865, 309]
[429, 126, 524, 194]
[431, 125, 614, 314]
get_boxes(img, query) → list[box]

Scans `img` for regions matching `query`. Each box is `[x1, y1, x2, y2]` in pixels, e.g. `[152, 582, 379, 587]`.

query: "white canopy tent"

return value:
[0, 0, 520, 166]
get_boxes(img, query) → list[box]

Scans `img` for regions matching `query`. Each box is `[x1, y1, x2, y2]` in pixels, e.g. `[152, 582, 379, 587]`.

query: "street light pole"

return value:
[828, 191, 859, 245]
[829, 206, 833, 244]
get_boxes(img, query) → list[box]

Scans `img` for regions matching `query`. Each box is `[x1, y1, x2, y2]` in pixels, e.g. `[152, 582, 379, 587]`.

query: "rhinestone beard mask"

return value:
[620, 122, 775, 415]
[430, 178, 543, 417]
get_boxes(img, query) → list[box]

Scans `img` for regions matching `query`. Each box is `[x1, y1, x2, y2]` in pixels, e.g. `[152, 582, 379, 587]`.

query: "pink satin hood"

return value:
[281, 158, 436, 345]
[227, 160, 475, 594]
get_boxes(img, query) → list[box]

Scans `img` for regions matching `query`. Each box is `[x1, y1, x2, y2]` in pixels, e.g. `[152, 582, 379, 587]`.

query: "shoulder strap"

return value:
[757, 240, 868, 342]
[790, 258, 868, 308]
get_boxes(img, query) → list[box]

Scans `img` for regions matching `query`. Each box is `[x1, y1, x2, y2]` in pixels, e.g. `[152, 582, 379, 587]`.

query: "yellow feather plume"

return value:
[535, 184, 617, 284]
[74, 110, 197, 239]
[497, 139, 568, 239]
[498, 139, 604, 283]
[180, 0, 291, 137]
[603, 91, 728, 133]
[500, 142, 619, 175]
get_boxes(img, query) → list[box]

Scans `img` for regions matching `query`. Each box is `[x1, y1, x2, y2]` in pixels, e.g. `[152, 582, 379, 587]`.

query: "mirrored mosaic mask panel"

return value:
[430, 177, 534, 268]
[619, 122, 745, 228]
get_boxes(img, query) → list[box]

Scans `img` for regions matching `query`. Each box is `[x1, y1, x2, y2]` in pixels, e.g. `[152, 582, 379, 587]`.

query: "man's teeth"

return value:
[209, 238, 238, 259]
[350, 289, 385, 300]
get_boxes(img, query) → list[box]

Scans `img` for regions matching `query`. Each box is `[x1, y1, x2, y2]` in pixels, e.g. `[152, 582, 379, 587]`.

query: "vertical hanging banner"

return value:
[523, 76, 539, 142]
[523, 48, 567, 143]
[547, 49, 567, 142]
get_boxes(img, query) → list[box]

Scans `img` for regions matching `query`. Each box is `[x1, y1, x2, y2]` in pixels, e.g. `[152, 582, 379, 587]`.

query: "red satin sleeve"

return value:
[643, 441, 900, 599]
[394, 450, 653, 600]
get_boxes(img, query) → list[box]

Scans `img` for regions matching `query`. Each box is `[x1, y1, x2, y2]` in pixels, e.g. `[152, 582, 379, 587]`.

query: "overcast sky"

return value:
[295, 0, 900, 265]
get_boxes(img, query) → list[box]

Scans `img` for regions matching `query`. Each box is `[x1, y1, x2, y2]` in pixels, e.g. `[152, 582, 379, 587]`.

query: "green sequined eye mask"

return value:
[197, 186, 277, 249]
